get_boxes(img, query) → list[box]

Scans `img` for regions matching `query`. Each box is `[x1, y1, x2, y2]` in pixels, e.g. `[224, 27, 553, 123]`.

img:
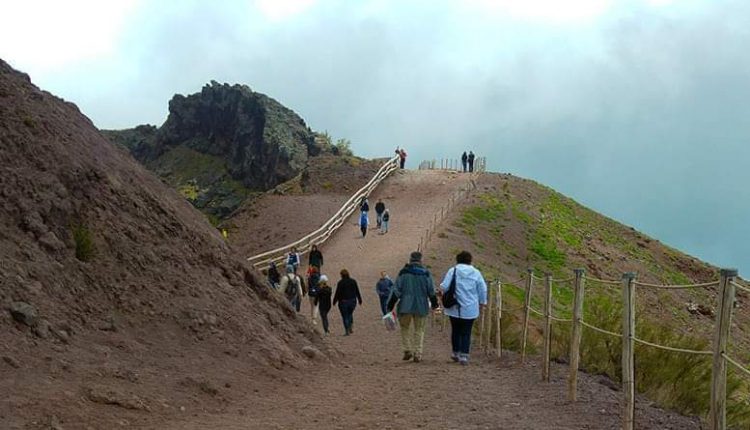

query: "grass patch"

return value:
[72, 224, 95, 261]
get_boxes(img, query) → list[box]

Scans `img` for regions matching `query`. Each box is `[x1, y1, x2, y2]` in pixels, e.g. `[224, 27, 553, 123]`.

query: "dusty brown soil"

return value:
[159, 170, 699, 429]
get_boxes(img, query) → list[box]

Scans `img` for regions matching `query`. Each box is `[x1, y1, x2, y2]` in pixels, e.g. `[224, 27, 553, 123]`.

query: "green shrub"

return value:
[73, 224, 95, 261]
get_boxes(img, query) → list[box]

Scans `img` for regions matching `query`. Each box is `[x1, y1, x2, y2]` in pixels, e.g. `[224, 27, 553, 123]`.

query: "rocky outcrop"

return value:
[105, 82, 330, 219]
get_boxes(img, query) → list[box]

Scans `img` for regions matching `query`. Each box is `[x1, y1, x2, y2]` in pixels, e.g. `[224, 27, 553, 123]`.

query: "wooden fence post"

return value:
[622, 272, 636, 430]
[568, 268, 586, 401]
[709, 268, 738, 430]
[479, 298, 487, 351]
[520, 268, 534, 364]
[541, 274, 553, 382]
[495, 280, 502, 358]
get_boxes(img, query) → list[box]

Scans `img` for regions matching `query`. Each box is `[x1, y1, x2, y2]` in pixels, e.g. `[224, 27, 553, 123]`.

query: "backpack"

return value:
[284, 274, 299, 300]
[442, 267, 459, 311]
[308, 272, 320, 297]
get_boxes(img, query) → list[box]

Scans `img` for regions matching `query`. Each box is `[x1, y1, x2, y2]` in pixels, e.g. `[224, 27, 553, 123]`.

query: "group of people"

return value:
[461, 151, 477, 173]
[358, 197, 390, 238]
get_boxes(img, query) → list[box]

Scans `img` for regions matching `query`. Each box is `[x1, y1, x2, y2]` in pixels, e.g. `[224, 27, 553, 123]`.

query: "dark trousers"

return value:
[338, 299, 357, 332]
[449, 316, 475, 354]
[399, 159, 405, 169]
[376, 212, 383, 228]
[462, 160, 467, 172]
[468, 161, 474, 172]
[319, 308, 330, 333]
[378, 295, 389, 315]
[360, 225, 367, 237]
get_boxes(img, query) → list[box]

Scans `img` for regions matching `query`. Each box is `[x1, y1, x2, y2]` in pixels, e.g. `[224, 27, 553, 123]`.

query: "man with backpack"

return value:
[374, 198, 386, 229]
[387, 251, 439, 363]
[280, 264, 304, 312]
[307, 266, 321, 323]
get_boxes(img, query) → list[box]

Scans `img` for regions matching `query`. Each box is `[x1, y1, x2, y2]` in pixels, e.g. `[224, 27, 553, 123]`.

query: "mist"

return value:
[1, 0, 747, 274]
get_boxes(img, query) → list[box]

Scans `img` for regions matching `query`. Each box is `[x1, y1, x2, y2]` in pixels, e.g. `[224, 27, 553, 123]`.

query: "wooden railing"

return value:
[419, 156, 487, 172]
[247, 155, 400, 269]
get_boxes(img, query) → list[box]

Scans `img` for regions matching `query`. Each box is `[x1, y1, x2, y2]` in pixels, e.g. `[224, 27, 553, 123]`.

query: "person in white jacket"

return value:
[439, 251, 487, 365]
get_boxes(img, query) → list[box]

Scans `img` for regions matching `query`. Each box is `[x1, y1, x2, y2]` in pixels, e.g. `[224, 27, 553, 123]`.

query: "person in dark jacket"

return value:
[468, 151, 475, 172]
[375, 271, 394, 315]
[461, 151, 468, 172]
[333, 269, 363, 336]
[374, 199, 386, 228]
[315, 275, 333, 334]
[307, 265, 321, 324]
[267, 261, 281, 290]
[308, 244, 324, 269]
[387, 251, 438, 362]
[360, 197, 370, 214]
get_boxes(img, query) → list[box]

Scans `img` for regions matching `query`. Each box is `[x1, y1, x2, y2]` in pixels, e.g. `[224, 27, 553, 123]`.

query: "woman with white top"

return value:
[439, 251, 488, 365]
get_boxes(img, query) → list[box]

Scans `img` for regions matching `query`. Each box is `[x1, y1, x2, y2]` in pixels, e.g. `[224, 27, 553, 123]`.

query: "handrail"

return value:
[247, 155, 400, 268]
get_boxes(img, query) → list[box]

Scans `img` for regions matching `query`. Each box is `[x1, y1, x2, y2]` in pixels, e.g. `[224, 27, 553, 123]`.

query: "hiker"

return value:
[333, 269, 362, 336]
[375, 271, 394, 315]
[461, 151, 468, 172]
[267, 261, 281, 290]
[439, 251, 487, 365]
[359, 210, 369, 238]
[286, 247, 301, 274]
[316, 275, 333, 334]
[374, 198, 386, 228]
[307, 265, 321, 323]
[309, 244, 324, 269]
[360, 197, 370, 214]
[468, 151, 475, 173]
[399, 148, 407, 169]
[387, 251, 438, 362]
[380, 209, 390, 234]
[280, 264, 304, 312]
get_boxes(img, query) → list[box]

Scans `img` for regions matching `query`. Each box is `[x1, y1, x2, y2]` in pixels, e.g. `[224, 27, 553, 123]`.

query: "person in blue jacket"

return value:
[359, 211, 369, 238]
[439, 251, 487, 365]
[375, 271, 394, 315]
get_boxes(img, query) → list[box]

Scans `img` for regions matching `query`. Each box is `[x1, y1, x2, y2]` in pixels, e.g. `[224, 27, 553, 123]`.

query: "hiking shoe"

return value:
[451, 353, 459, 363]
[402, 351, 413, 361]
[413, 355, 422, 363]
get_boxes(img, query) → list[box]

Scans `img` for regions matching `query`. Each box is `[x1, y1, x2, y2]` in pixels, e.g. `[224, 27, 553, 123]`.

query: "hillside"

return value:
[0, 60, 330, 429]
[104, 82, 334, 220]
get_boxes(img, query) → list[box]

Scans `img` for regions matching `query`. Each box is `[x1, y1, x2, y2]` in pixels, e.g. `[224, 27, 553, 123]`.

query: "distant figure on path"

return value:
[360, 197, 370, 214]
[286, 247, 301, 274]
[267, 261, 281, 290]
[399, 148, 407, 169]
[359, 211, 369, 238]
[468, 151, 475, 172]
[316, 275, 333, 334]
[375, 198, 386, 228]
[439, 251, 487, 365]
[461, 151, 468, 172]
[308, 244, 324, 269]
[307, 265, 321, 324]
[280, 264, 304, 312]
[375, 271, 394, 315]
[387, 251, 439, 363]
[380, 209, 390, 234]
[333, 269, 363, 336]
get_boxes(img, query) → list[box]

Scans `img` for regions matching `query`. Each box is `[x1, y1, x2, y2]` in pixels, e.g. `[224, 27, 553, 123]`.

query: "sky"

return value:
[1, 0, 748, 275]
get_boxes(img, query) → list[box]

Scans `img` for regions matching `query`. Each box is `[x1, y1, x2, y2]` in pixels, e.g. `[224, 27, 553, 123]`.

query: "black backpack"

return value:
[442, 267, 459, 311]
[284, 275, 299, 300]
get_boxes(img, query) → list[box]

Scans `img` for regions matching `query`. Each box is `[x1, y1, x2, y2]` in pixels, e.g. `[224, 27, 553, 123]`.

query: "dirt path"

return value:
[166, 170, 700, 429]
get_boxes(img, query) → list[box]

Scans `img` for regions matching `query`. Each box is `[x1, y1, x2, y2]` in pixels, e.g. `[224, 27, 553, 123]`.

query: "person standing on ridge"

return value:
[308, 244, 324, 269]
[380, 209, 390, 234]
[461, 151, 468, 172]
[315, 275, 333, 334]
[280, 264, 304, 312]
[375, 271, 394, 315]
[286, 247, 301, 274]
[333, 269, 362, 336]
[359, 210, 369, 238]
[399, 148, 407, 169]
[468, 151, 475, 173]
[439, 251, 487, 365]
[387, 251, 439, 363]
[374, 198, 386, 229]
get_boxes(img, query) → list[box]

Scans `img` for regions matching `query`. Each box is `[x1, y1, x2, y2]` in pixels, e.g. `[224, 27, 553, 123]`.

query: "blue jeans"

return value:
[338, 299, 357, 333]
[378, 295, 389, 315]
[449, 317, 475, 355]
[376, 212, 383, 227]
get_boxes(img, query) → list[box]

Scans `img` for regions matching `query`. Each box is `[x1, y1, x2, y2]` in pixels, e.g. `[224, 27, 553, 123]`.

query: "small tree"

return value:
[335, 138, 353, 156]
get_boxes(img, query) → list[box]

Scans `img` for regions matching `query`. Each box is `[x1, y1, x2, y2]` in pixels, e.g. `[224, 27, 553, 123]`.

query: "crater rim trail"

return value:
[168, 169, 700, 430]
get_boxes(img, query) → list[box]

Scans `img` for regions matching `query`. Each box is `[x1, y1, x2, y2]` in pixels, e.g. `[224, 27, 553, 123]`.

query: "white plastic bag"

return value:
[382, 311, 398, 331]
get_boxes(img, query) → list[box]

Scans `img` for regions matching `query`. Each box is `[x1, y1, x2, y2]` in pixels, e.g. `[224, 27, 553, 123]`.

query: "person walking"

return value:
[308, 244, 324, 269]
[360, 197, 370, 214]
[461, 151, 468, 172]
[307, 265, 321, 323]
[468, 151, 475, 173]
[387, 251, 439, 363]
[333, 269, 362, 336]
[375, 271, 394, 315]
[267, 261, 281, 290]
[439, 251, 487, 365]
[380, 209, 390, 234]
[374, 198, 386, 229]
[359, 210, 369, 238]
[286, 247, 301, 274]
[316, 275, 333, 334]
[399, 148, 407, 169]
[280, 264, 304, 312]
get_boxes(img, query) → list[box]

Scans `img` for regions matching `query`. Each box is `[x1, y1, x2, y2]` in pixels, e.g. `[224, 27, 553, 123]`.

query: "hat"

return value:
[319, 274, 329, 283]
[409, 251, 422, 263]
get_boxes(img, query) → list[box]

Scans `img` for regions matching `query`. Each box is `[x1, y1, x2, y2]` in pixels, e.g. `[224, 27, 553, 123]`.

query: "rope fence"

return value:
[580, 320, 623, 338]
[632, 336, 713, 355]
[722, 353, 750, 378]
[731, 281, 750, 294]
[634, 280, 719, 289]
